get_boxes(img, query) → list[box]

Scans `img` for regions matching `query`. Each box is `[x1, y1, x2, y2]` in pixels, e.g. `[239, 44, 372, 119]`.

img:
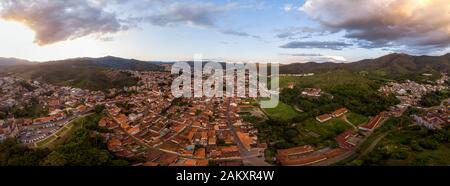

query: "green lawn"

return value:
[291, 117, 352, 147]
[297, 117, 351, 139]
[263, 101, 300, 122]
[346, 112, 369, 125]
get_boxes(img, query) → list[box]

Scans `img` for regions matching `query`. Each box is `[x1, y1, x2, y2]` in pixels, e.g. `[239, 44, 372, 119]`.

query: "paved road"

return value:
[225, 98, 271, 166]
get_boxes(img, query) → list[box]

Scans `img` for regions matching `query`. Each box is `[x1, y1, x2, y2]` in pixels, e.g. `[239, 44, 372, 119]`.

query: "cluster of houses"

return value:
[412, 102, 450, 130]
[379, 74, 448, 109]
[0, 77, 103, 144]
[379, 73, 450, 130]
[1, 68, 266, 166]
[98, 71, 261, 166]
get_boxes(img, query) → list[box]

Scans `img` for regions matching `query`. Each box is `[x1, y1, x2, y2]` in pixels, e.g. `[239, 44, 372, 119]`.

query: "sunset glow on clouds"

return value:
[0, 0, 449, 63]
[301, 0, 450, 50]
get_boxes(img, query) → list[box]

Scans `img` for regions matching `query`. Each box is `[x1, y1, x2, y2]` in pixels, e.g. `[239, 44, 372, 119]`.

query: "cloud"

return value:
[0, 0, 126, 45]
[301, 0, 450, 51]
[218, 28, 261, 40]
[144, 2, 233, 28]
[280, 41, 353, 50]
[275, 26, 329, 39]
[219, 29, 250, 37]
[281, 53, 347, 63]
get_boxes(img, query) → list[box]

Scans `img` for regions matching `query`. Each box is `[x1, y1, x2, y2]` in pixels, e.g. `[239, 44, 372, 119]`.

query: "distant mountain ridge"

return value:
[0, 56, 164, 72]
[0, 57, 31, 66]
[44, 56, 164, 71]
[2, 53, 450, 81]
[279, 53, 450, 80]
[0, 56, 164, 91]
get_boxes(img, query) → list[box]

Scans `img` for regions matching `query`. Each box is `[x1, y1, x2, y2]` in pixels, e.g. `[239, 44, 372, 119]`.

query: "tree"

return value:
[41, 151, 67, 166]
[94, 104, 106, 114]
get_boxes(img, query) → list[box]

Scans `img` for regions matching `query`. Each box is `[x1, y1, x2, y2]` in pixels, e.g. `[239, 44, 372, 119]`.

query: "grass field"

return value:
[345, 112, 369, 125]
[263, 101, 300, 122]
[296, 117, 351, 139]
[291, 117, 353, 147]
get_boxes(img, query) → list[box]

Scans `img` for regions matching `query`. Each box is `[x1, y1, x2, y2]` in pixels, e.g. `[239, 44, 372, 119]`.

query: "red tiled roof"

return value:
[335, 130, 356, 150]
[316, 114, 332, 122]
[277, 145, 314, 157]
[359, 115, 382, 131]
[332, 108, 348, 116]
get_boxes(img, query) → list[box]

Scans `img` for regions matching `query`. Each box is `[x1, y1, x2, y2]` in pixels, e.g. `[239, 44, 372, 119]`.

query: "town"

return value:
[1, 66, 450, 167]
[0, 70, 268, 166]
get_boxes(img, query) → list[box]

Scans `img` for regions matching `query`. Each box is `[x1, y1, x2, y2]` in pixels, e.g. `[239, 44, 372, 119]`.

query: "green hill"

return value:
[0, 56, 165, 91]
[2, 62, 139, 91]
[280, 53, 450, 82]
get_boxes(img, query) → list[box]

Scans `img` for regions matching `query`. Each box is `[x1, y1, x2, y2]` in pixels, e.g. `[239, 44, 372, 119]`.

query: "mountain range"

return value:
[0, 56, 163, 71]
[0, 57, 32, 66]
[1, 53, 450, 90]
[3, 53, 450, 75]
[279, 53, 450, 81]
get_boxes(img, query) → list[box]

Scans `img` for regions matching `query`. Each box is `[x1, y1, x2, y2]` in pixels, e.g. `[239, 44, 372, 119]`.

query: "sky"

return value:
[0, 0, 450, 63]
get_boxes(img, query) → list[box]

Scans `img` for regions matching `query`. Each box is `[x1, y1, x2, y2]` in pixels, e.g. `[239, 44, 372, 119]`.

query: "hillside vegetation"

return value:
[280, 53, 450, 82]
[0, 56, 164, 91]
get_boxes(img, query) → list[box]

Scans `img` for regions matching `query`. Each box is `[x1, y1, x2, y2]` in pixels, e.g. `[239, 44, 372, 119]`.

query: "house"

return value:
[287, 82, 295, 89]
[413, 115, 447, 130]
[127, 127, 140, 135]
[33, 116, 56, 125]
[276, 145, 323, 166]
[316, 114, 332, 123]
[359, 115, 382, 131]
[332, 108, 348, 118]
[335, 130, 360, 150]
[143, 162, 159, 166]
[194, 148, 206, 159]
[301, 88, 321, 97]
[107, 138, 123, 152]
[277, 145, 314, 160]
[98, 117, 109, 127]
[221, 146, 240, 158]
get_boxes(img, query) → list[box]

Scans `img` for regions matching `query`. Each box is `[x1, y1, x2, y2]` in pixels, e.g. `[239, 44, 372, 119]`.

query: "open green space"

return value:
[344, 110, 450, 166]
[355, 125, 450, 166]
[263, 101, 300, 122]
[345, 112, 369, 126]
[294, 117, 352, 145]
